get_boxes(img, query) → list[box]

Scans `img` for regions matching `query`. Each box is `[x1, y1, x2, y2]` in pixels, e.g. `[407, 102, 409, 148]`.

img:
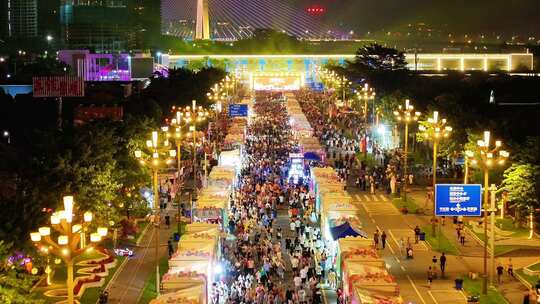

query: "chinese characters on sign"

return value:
[33, 76, 85, 97]
[435, 184, 482, 216]
[228, 104, 248, 117]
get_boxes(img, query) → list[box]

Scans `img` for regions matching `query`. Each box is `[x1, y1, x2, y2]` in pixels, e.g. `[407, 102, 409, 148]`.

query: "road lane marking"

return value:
[428, 290, 438, 304]
[407, 275, 427, 304]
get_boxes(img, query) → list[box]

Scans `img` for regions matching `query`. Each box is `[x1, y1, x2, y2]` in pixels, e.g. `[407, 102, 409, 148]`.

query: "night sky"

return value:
[162, 0, 540, 35]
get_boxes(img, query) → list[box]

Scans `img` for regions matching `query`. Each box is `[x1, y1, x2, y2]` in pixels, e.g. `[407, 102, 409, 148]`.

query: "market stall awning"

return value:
[330, 222, 368, 240]
[303, 152, 321, 161]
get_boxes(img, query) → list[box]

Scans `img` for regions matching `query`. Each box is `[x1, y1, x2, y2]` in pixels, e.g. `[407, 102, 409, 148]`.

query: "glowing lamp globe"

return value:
[39, 227, 51, 236]
[58, 235, 68, 245]
[84, 211, 93, 222]
[90, 233, 101, 243]
[30, 232, 42, 242]
[97, 227, 108, 237]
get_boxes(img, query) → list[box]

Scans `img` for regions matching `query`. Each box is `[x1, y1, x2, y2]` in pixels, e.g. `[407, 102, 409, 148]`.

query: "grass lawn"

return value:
[496, 218, 529, 238]
[79, 255, 126, 303]
[422, 225, 460, 255]
[462, 275, 508, 304]
[135, 220, 150, 242]
[137, 256, 169, 304]
[392, 196, 421, 214]
[465, 222, 524, 256]
[516, 269, 540, 288]
[528, 262, 540, 272]
[34, 250, 123, 304]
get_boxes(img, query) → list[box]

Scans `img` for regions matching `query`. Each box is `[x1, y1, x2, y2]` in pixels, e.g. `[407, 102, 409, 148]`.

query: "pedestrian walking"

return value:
[381, 231, 387, 249]
[398, 237, 405, 256]
[431, 255, 438, 278]
[460, 234, 466, 246]
[440, 253, 447, 277]
[427, 266, 434, 288]
[497, 264, 504, 284]
[523, 289, 530, 304]
[165, 215, 170, 229]
[414, 225, 421, 243]
[167, 239, 174, 258]
[508, 258, 514, 277]
[373, 230, 380, 249]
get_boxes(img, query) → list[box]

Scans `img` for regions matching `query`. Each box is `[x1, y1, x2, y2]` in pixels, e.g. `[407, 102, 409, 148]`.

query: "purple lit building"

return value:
[58, 50, 155, 81]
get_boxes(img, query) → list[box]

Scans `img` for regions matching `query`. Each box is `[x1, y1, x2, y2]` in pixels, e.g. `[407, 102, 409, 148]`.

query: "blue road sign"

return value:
[229, 104, 248, 117]
[435, 184, 482, 216]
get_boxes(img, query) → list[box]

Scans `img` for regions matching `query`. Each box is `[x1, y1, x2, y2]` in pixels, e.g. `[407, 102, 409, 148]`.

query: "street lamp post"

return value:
[3, 130, 10, 144]
[467, 131, 509, 294]
[358, 83, 376, 122]
[175, 101, 210, 219]
[418, 111, 452, 235]
[393, 99, 421, 202]
[135, 131, 176, 297]
[464, 150, 474, 184]
[30, 195, 107, 304]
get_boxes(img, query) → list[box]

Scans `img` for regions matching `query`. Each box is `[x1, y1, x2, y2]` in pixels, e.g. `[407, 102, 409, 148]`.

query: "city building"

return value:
[0, 1, 8, 39]
[59, 0, 129, 52]
[127, 0, 161, 49]
[38, 0, 60, 39]
[58, 49, 155, 81]
[5, 0, 38, 38]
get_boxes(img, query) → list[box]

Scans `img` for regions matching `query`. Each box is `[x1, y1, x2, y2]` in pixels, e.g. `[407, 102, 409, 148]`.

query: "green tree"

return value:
[500, 163, 540, 220]
[0, 241, 43, 304]
[350, 43, 407, 72]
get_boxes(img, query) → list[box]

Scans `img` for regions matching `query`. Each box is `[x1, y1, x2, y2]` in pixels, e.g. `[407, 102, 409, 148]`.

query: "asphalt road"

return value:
[106, 205, 176, 304]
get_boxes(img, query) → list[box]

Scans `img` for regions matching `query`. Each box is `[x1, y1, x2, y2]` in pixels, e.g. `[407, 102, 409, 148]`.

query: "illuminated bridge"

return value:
[161, 0, 348, 40]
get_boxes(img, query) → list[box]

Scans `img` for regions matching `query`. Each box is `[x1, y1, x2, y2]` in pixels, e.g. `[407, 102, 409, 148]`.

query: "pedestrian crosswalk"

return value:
[351, 193, 390, 202]
[351, 194, 401, 216]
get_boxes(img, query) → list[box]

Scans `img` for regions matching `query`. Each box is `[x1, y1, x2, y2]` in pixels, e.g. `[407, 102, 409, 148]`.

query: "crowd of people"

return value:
[213, 94, 325, 304]
[294, 90, 409, 196]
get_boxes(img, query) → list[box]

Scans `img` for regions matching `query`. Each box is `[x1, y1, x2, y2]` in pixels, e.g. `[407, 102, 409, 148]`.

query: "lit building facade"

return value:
[6, 0, 38, 38]
[60, 0, 129, 52]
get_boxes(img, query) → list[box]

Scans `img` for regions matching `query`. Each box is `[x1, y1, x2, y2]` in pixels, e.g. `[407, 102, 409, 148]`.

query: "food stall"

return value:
[150, 283, 206, 304]
[194, 187, 230, 227]
[218, 149, 242, 170]
[351, 285, 403, 304]
[337, 238, 379, 277]
[342, 259, 399, 299]
[320, 198, 360, 243]
[207, 166, 236, 190]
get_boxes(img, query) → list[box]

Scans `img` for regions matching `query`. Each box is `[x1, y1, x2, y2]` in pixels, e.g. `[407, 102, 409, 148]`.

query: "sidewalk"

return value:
[407, 185, 531, 303]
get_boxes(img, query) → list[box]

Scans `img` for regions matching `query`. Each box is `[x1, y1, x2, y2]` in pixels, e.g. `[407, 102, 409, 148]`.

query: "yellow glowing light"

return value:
[58, 235, 68, 245]
[51, 214, 60, 225]
[97, 227, 108, 237]
[90, 233, 101, 243]
[30, 232, 41, 242]
[84, 211, 93, 222]
[39, 227, 51, 236]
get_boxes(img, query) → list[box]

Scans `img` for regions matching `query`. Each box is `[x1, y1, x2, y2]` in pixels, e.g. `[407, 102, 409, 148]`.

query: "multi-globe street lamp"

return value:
[135, 131, 176, 297]
[418, 111, 452, 235]
[207, 84, 228, 114]
[174, 101, 210, 192]
[393, 99, 421, 202]
[467, 131, 509, 294]
[357, 83, 376, 121]
[30, 195, 107, 304]
[463, 150, 475, 184]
